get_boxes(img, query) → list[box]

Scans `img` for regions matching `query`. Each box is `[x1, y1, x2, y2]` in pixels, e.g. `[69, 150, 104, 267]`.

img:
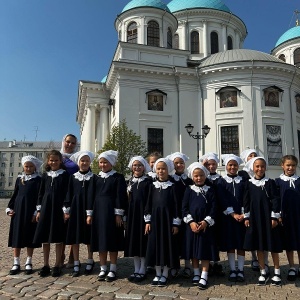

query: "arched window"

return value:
[127, 22, 137, 43]
[147, 21, 160, 47]
[174, 34, 179, 49]
[191, 31, 199, 54]
[211, 32, 219, 54]
[279, 54, 285, 62]
[167, 28, 172, 49]
[227, 36, 233, 50]
[294, 48, 300, 66]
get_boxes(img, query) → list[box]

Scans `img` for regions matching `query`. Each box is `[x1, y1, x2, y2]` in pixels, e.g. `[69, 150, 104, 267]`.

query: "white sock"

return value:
[25, 256, 32, 265]
[133, 256, 141, 273]
[193, 268, 200, 276]
[274, 268, 280, 275]
[260, 269, 266, 275]
[109, 263, 116, 272]
[86, 258, 94, 270]
[199, 271, 208, 285]
[139, 257, 146, 275]
[272, 268, 281, 282]
[12, 257, 20, 270]
[100, 265, 107, 273]
[155, 265, 162, 277]
[237, 255, 245, 271]
[227, 253, 236, 271]
[162, 266, 169, 278]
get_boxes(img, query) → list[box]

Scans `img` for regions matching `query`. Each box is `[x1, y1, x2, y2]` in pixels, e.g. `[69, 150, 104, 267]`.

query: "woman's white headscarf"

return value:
[21, 155, 43, 172]
[98, 150, 118, 166]
[60, 134, 78, 158]
[153, 158, 174, 174]
[187, 162, 210, 179]
[221, 154, 243, 167]
[128, 156, 151, 173]
[70, 151, 95, 165]
[166, 152, 189, 162]
[244, 156, 267, 177]
[199, 152, 220, 164]
[240, 148, 257, 164]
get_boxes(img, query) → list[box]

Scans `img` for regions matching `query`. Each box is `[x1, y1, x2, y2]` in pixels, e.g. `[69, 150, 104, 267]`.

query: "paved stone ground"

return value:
[0, 199, 299, 299]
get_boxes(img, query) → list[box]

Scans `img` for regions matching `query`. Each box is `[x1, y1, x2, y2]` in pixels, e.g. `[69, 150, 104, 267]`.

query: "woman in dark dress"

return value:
[88, 150, 127, 282]
[125, 156, 152, 283]
[6, 155, 42, 275]
[243, 157, 282, 286]
[64, 151, 96, 277]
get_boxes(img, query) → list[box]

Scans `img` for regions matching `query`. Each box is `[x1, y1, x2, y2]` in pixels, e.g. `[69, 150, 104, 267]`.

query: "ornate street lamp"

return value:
[185, 124, 211, 161]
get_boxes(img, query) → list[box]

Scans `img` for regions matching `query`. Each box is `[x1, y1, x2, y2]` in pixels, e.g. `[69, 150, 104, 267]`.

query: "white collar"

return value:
[249, 177, 269, 187]
[279, 173, 299, 188]
[127, 175, 147, 192]
[47, 169, 65, 178]
[153, 180, 173, 189]
[98, 169, 116, 178]
[190, 184, 210, 195]
[172, 173, 188, 181]
[208, 173, 221, 181]
[223, 175, 242, 184]
[18, 172, 40, 181]
[74, 171, 93, 181]
[148, 171, 157, 179]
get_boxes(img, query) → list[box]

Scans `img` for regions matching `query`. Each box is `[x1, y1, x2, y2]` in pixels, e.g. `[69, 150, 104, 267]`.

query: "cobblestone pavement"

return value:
[0, 199, 299, 300]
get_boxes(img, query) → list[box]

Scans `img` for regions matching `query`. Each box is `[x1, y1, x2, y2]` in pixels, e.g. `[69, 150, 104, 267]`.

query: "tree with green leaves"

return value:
[92, 119, 148, 176]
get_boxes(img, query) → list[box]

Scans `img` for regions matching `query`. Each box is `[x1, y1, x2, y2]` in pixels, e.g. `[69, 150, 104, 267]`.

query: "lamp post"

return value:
[185, 124, 211, 161]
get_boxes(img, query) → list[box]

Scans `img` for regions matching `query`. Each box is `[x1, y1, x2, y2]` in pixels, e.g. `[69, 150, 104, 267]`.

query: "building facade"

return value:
[0, 140, 60, 197]
[77, 0, 300, 177]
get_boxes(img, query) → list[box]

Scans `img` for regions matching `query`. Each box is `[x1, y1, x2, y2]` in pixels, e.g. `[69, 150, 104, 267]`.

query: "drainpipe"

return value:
[173, 66, 181, 151]
[288, 66, 297, 154]
[196, 66, 205, 154]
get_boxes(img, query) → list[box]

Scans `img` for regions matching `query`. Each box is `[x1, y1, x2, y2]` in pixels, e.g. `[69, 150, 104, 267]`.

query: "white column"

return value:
[84, 105, 96, 152]
[140, 17, 145, 45]
[181, 21, 187, 50]
[235, 30, 240, 49]
[203, 20, 208, 57]
[222, 24, 227, 51]
[99, 106, 110, 149]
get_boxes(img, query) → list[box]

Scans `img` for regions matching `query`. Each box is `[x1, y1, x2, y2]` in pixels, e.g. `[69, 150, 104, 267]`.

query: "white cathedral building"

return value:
[76, 0, 300, 176]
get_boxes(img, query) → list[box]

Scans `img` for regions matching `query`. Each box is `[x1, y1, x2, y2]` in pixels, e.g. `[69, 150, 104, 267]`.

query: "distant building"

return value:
[0, 140, 60, 197]
[77, 0, 300, 177]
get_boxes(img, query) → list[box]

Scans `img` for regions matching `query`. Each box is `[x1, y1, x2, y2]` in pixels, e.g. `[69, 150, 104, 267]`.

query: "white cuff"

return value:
[86, 210, 93, 216]
[173, 217, 181, 226]
[33, 210, 37, 216]
[36, 205, 41, 211]
[114, 208, 124, 216]
[204, 216, 215, 226]
[183, 214, 193, 224]
[144, 214, 151, 222]
[223, 207, 234, 215]
[5, 208, 12, 214]
[63, 207, 70, 214]
[244, 212, 250, 218]
[271, 211, 281, 219]
[123, 216, 127, 222]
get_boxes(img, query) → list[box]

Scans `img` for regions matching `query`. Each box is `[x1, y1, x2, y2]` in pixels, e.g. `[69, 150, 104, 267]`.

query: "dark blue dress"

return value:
[124, 176, 152, 257]
[275, 174, 300, 250]
[182, 184, 217, 261]
[243, 177, 282, 253]
[145, 180, 180, 268]
[8, 175, 41, 248]
[89, 171, 127, 252]
[217, 175, 246, 251]
[64, 171, 96, 245]
[34, 170, 69, 244]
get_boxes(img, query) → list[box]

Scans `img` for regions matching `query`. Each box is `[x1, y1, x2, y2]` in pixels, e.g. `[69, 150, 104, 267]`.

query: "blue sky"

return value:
[0, 0, 299, 142]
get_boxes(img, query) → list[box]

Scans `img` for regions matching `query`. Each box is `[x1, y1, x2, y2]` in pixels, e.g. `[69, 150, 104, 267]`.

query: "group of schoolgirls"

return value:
[6, 147, 300, 290]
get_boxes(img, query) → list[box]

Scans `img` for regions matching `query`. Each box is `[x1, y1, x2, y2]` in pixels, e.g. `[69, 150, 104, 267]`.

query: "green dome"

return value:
[275, 26, 300, 47]
[167, 0, 231, 13]
[122, 0, 171, 13]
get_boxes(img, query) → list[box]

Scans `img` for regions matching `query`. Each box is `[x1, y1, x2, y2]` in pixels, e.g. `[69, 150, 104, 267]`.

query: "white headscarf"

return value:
[98, 150, 118, 166]
[166, 152, 189, 162]
[21, 155, 43, 171]
[128, 156, 151, 173]
[244, 156, 267, 178]
[70, 151, 95, 165]
[153, 158, 174, 174]
[200, 152, 220, 164]
[240, 148, 257, 164]
[60, 134, 78, 158]
[221, 154, 243, 167]
[187, 162, 210, 179]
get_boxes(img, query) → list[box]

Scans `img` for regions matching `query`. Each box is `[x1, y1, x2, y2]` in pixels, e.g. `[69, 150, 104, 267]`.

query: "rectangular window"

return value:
[1, 153, 6, 158]
[266, 125, 282, 165]
[221, 126, 240, 156]
[148, 128, 163, 156]
[19, 153, 23, 158]
[10, 153, 14, 158]
[9, 182, 13, 187]
[1, 163, 5, 167]
[18, 163, 21, 167]
[9, 172, 13, 177]
[9, 163, 13, 167]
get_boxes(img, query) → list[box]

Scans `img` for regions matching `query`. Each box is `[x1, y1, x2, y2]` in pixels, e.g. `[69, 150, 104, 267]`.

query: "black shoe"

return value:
[287, 268, 297, 281]
[97, 270, 107, 281]
[157, 275, 168, 287]
[9, 264, 20, 275]
[84, 261, 94, 275]
[105, 270, 117, 282]
[228, 270, 237, 282]
[257, 273, 269, 286]
[24, 263, 33, 275]
[71, 264, 81, 277]
[151, 276, 160, 286]
[192, 274, 200, 286]
[51, 266, 62, 277]
[236, 269, 245, 282]
[271, 274, 281, 286]
[128, 273, 138, 282]
[134, 273, 146, 283]
[251, 259, 260, 271]
[38, 265, 51, 277]
[198, 278, 208, 290]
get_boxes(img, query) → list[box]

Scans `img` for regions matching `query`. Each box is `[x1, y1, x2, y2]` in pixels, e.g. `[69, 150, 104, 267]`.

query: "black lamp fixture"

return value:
[185, 124, 211, 161]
